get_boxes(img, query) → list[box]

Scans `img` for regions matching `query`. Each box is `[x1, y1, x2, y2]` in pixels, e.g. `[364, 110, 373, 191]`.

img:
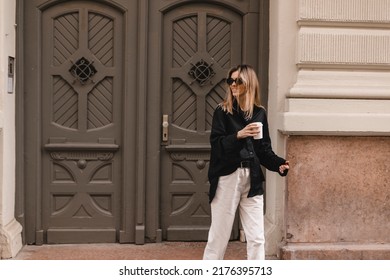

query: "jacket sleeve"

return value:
[210, 107, 242, 160]
[255, 112, 288, 176]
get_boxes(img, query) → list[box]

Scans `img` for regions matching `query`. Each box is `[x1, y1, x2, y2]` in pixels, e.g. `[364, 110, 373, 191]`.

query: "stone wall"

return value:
[277, 0, 390, 259]
[280, 136, 390, 259]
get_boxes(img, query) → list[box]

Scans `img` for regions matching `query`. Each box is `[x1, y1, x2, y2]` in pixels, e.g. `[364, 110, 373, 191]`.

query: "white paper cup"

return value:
[253, 122, 263, 139]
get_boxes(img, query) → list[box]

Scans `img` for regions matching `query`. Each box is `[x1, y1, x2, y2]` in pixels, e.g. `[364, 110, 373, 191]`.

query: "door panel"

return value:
[41, 2, 123, 243]
[160, 3, 243, 240]
[22, 0, 134, 244]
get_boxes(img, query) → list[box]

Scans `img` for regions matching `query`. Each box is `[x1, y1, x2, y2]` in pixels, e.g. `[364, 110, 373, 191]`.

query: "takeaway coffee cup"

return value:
[253, 122, 263, 139]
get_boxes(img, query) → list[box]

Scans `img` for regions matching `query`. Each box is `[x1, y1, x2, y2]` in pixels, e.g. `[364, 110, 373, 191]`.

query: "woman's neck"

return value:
[237, 96, 248, 111]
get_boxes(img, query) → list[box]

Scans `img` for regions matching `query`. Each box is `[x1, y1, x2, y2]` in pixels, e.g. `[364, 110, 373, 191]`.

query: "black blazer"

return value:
[208, 103, 287, 203]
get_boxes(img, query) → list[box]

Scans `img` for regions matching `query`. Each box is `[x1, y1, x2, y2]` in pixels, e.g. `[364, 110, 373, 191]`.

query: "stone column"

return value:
[266, 0, 299, 256]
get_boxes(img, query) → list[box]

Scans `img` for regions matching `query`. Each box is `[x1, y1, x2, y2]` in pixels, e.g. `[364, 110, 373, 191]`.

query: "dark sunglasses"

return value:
[226, 77, 244, 86]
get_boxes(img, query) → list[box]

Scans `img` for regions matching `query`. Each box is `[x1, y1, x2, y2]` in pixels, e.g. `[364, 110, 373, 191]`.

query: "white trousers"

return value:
[203, 168, 265, 260]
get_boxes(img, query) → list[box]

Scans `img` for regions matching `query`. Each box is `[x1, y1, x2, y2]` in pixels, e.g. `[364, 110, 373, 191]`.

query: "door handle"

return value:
[162, 114, 169, 142]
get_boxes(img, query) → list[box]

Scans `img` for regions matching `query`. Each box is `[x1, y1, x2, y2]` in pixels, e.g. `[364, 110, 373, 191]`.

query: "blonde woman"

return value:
[203, 65, 289, 260]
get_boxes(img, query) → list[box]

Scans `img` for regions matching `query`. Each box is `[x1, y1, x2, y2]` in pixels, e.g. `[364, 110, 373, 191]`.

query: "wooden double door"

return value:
[18, 0, 268, 244]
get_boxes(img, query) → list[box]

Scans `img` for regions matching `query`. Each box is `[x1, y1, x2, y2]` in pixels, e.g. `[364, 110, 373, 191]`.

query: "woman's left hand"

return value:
[279, 161, 290, 174]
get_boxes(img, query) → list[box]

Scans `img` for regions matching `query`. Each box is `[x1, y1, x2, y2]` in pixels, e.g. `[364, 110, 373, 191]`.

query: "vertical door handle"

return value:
[162, 114, 169, 142]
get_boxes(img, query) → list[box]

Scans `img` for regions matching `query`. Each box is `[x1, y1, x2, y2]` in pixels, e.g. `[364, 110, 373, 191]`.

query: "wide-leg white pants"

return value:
[203, 167, 265, 260]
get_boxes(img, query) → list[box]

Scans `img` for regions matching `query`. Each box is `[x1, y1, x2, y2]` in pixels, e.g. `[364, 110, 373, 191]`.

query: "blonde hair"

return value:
[221, 64, 262, 119]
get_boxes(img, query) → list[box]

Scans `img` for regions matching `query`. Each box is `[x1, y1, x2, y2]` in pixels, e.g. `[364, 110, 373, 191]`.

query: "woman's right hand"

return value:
[237, 123, 260, 139]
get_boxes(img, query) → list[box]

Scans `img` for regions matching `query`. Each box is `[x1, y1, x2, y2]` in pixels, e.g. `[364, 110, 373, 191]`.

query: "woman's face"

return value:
[229, 70, 246, 98]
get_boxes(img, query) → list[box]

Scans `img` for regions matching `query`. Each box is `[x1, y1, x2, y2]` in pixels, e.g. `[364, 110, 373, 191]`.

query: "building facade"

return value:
[0, 0, 389, 259]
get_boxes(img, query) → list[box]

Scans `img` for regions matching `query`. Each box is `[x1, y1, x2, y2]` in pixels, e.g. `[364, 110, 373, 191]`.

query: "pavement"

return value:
[13, 241, 250, 260]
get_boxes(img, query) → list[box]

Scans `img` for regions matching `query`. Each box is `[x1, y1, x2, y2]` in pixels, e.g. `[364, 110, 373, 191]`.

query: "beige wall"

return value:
[282, 0, 390, 136]
[269, 0, 390, 259]
[0, 0, 22, 259]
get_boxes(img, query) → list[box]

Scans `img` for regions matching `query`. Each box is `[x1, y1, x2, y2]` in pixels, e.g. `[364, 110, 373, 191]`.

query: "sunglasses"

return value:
[226, 77, 244, 86]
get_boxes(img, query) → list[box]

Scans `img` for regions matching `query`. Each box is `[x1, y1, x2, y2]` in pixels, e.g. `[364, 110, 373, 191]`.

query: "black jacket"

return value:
[208, 103, 287, 202]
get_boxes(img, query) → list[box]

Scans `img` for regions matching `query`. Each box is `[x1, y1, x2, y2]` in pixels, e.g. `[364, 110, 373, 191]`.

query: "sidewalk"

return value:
[14, 241, 250, 260]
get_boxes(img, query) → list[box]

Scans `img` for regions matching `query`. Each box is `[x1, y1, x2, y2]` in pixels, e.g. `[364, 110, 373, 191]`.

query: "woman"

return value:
[203, 65, 289, 260]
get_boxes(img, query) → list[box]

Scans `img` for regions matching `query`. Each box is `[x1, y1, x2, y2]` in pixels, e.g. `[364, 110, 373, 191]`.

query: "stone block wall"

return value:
[277, 0, 390, 259]
[280, 136, 390, 259]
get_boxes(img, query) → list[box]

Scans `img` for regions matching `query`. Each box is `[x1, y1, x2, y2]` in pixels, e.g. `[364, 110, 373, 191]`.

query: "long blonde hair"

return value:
[221, 64, 262, 119]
